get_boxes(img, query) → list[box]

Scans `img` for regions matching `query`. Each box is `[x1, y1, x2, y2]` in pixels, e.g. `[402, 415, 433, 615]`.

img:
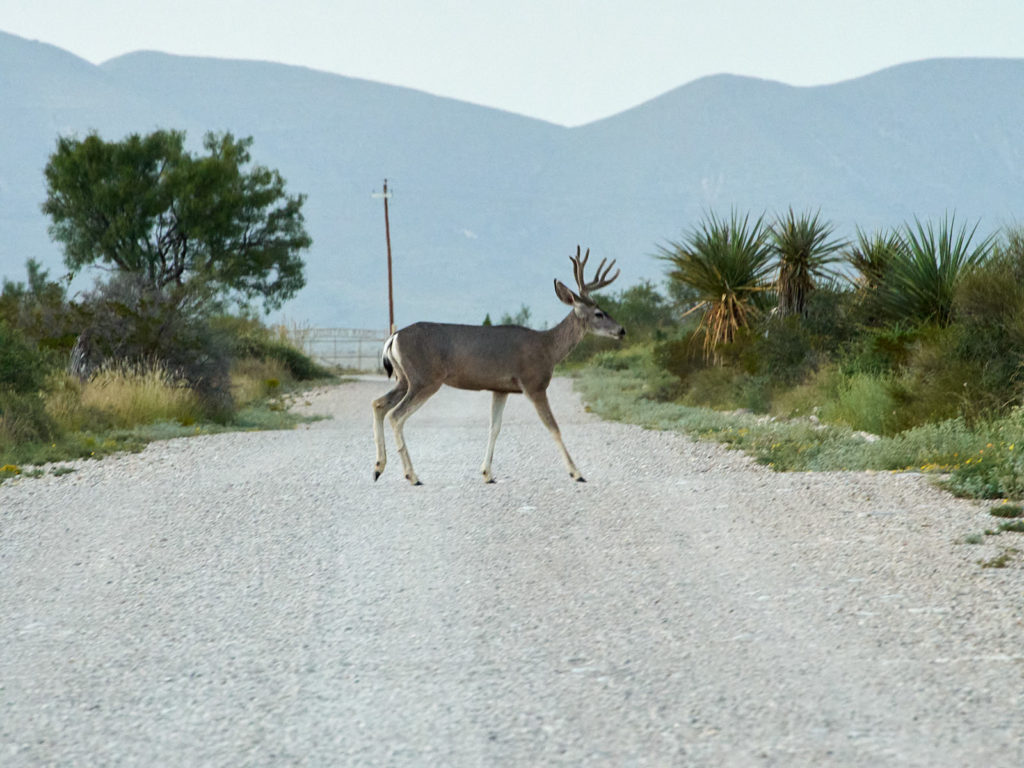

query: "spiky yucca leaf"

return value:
[769, 208, 845, 317]
[659, 211, 773, 359]
[876, 216, 995, 327]
[846, 227, 908, 292]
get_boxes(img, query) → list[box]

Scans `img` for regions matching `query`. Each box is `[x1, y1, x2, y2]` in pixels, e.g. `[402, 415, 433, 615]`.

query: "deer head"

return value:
[553, 246, 625, 339]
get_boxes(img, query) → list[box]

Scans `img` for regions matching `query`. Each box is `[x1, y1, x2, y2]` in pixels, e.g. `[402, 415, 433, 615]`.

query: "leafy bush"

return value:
[211, 314, 332, 381]
[741, 317, 819, 385]
[74, 275, 233, 418]
[818, 372, 899, 435]
[837, 325, 918, 376]
[0, 389, 58, 451]
[0, 322, 51, 393]
[652, 332, 706, 382]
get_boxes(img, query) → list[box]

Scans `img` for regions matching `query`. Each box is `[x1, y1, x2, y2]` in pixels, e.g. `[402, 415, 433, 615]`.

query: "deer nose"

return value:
[617, 328, 626, 339]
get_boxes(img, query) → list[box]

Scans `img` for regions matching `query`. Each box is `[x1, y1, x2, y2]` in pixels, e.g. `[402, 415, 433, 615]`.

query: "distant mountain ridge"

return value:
[2, 30, 1022, 328]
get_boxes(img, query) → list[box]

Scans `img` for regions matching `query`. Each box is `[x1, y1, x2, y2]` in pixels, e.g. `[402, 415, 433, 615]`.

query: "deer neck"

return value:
[545, 310, 589, 363]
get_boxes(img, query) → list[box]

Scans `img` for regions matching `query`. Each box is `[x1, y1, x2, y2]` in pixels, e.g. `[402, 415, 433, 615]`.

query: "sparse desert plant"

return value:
[990, 504, 1024, 519]
[979, 550, 1017, 568]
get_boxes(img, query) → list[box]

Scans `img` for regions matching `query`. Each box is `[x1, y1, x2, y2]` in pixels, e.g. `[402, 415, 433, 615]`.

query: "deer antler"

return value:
[569, 245, 620, 300]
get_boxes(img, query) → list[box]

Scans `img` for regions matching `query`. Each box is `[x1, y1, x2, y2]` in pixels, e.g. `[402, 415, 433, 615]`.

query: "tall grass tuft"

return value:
[73, 360, 202, 429]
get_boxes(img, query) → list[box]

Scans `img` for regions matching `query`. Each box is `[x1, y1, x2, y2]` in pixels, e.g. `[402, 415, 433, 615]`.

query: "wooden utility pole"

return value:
[372, 179, 395, 333]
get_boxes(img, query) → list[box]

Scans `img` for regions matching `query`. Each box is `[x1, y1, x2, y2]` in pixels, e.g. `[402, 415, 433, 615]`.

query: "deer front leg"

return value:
[481, 391, 509, 483]
[525, 389, 585, 482]
[372, 385, 406, 480]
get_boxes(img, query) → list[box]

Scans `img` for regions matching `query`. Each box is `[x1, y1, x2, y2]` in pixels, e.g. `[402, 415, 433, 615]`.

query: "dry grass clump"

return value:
[230, 356, 290, 408]
[47, 360, 202, 430]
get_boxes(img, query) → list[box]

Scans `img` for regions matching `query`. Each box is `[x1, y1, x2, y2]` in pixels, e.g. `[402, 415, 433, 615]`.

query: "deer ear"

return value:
[554, 279, 580, 306]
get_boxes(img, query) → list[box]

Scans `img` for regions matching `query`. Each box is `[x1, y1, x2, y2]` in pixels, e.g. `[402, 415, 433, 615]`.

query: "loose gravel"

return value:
[2, 377, 1023, 766]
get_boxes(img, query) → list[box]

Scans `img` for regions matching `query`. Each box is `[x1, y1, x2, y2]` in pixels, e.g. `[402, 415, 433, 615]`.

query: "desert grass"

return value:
[50, 360, 202, 431]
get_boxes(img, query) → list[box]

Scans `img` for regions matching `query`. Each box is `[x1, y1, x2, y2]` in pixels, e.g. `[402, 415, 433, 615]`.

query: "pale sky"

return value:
[4, 0, 1024, 126]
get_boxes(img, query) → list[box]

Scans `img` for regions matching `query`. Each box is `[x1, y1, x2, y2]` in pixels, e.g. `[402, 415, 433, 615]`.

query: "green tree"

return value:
[0, 260, 74, 351]
[42, 130, 310, 312]
[659, 211, 774, 359]
[769, 208, 845, 317]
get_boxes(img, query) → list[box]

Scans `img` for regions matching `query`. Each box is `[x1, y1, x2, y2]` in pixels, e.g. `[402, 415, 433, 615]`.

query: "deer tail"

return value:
[381, 333, 397, 378]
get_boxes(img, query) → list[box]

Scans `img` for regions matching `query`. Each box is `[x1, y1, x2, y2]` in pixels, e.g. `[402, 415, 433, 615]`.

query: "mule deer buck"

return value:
[372, 246, 624, 485]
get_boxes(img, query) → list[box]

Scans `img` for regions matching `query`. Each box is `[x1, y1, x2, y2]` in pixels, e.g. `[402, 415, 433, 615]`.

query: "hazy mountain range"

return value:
[2, 30, 1023, 329]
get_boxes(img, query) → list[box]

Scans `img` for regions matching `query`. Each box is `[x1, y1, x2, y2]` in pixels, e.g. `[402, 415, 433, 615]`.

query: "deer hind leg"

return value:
[387, 381, 442, 485]
[481, 391, 509, 483]
[372, 382, 407, 480]
[524, 389, 585, 482]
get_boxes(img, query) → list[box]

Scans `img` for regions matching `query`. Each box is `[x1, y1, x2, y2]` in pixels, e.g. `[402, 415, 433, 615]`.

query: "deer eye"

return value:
[595, 310, 606, 319]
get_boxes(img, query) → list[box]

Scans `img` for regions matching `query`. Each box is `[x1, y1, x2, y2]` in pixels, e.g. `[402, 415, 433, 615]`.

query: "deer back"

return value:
[392, 321, 555, 393]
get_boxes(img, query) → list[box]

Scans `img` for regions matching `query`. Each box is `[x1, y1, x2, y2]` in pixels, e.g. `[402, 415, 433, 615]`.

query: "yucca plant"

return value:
[659, 211, 773, 359]
[845, 227, 908, 292]
[769, 208, 845, 317]
[876, 216, 995, 327]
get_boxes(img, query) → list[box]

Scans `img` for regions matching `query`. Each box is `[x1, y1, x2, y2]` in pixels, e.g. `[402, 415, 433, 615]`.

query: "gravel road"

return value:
[2, 376, 1023, 766]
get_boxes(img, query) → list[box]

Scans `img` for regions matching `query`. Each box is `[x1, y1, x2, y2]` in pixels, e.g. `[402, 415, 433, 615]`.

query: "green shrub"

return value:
[211, 314, 331, 381]
[591, 346, 648, 371]
[0, 259, 78, 354]
[837, 325, 918, 376]
[0, 389, 58, 450]
[817, 372, 899, 435]
[0, 322, 51, 393]
[74, 275, 233, 418]
[652, 333, 706, 382]
[742, 317, 819, 385]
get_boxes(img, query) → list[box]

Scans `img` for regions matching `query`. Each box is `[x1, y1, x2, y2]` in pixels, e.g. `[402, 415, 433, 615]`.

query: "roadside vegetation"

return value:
[0, 278, 332, 479]
[1, 129, 332, 482]
[566, 209, 1024, 501]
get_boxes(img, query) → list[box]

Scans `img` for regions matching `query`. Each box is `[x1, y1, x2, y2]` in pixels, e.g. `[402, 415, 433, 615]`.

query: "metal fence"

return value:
[284, 327, 389, 371]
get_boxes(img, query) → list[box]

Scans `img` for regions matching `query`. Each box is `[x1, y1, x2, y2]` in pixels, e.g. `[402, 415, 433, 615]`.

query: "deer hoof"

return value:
[373, 470, 381, 481]
[575, 476, 587, 483]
